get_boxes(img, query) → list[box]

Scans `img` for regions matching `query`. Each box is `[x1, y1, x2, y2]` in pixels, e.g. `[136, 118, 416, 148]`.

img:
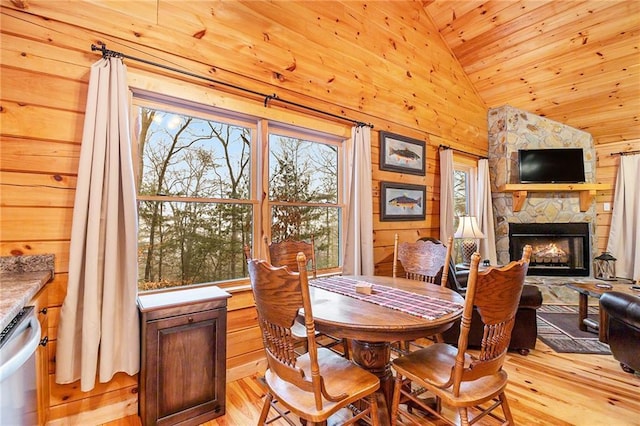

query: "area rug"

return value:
[537, 305, 611, 354]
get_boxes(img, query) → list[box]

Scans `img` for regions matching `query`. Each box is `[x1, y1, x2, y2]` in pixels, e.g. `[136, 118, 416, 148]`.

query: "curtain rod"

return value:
[610, 149, 640, 156]
[91, 44, 373, 128]
[438, 144, 487, 159]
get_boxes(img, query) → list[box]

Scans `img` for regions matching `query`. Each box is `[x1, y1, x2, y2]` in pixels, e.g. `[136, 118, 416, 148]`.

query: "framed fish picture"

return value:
[380, 181, 426, 221]
[379, 131, 425, 176]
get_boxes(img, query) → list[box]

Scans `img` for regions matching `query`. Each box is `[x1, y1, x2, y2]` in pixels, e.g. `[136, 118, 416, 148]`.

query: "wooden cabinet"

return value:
[138, 286, 231, 426]
[30, 285, 49, 426]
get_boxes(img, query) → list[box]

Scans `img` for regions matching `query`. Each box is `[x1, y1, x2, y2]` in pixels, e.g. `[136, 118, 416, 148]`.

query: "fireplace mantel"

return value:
[498, 183, 613, 212]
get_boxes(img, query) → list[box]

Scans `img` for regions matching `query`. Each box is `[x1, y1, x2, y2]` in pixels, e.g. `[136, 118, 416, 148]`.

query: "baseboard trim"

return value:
[227, 357, 267, 382]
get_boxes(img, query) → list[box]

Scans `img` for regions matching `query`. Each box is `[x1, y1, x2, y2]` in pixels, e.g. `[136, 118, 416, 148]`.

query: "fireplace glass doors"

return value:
[509, 223, 590, 276]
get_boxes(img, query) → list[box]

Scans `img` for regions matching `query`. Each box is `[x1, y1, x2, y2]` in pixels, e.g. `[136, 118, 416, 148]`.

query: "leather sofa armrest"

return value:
[600, 291, 640, 330]
[439, 261, 468, 295]
[455, 268, 469, 287]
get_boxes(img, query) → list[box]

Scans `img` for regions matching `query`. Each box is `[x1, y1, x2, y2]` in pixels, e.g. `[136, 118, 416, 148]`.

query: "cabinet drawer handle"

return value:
[188, 317, 194, 323]
[40, 336, 49, 347]
[39, 307, 48, 315]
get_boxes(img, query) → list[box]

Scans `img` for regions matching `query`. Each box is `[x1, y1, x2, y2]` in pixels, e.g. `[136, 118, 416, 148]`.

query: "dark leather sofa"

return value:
[600, 291, 640, 374]
[439, 256, 543, 355]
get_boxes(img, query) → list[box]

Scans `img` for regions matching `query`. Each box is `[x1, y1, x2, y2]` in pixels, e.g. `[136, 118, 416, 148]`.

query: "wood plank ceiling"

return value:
[423, 0, 640, 145]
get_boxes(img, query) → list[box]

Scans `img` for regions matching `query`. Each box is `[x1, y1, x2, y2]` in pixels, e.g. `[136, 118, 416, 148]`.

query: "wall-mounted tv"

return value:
[518, 148, 586, 183]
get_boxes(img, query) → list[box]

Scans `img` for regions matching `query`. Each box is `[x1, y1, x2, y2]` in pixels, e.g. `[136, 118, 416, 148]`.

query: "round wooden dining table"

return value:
[306, 275, 465, 423]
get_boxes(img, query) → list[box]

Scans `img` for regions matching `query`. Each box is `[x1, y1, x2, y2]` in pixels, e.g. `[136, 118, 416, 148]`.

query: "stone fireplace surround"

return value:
[488, 105, 598, 275]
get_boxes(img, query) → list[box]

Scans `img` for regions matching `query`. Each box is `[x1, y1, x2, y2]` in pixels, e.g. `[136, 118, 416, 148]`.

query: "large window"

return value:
[133, 95, 344, 291]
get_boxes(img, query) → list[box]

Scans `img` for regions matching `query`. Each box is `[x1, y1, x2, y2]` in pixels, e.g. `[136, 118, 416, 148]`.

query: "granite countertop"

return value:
[0, 254, 55, 332]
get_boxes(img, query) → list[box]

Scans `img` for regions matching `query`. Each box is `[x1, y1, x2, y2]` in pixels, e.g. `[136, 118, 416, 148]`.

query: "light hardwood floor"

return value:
[104, 338, 640, 426]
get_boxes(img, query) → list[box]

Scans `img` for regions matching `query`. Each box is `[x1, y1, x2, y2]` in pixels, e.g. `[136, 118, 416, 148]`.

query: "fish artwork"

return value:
[388, 194, 422, 209]
[389, 147, 420, 162]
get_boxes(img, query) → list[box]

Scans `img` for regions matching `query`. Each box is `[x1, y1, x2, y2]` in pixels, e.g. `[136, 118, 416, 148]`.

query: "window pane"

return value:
[268, 134, 338, 203]
[453, 170, 468, 216]
[137, 107, 251, 199]
[138, 201, 252, 291]
[271, 206, 341, 269]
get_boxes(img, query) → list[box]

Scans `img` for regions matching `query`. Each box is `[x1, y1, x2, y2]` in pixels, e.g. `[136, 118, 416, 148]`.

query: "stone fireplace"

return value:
[488, 105, 598, 276]
[509, 223, 590, 276]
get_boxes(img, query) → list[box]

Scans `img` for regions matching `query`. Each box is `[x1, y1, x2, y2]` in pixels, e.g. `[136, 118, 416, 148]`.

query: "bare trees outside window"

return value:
[453, 169, 469, 218]
[268, 130, 342, 270]
[453, 168, 471, 264]
[134, 96, 344, 291]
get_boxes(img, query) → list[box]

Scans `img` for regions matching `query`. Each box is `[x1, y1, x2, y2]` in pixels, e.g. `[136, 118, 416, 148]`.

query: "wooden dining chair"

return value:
[265, 235, 350, 358]
[392, 234, 453, 351]
[393, 234, 452, 286]
[265, 235, 317, 278]
[248, 253, 380, 426]
[390, 245, 532, 426]
[244, 243, 310, 357]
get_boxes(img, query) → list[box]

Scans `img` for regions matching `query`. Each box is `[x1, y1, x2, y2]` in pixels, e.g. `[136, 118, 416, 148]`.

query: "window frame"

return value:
[131, 92, 347, 291]
[452, 160, 478, 218]
[452, 157, 478, 264]
[264, 123, 346, 275]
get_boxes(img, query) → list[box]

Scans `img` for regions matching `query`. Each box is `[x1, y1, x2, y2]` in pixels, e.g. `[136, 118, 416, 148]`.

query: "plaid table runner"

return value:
[310, 276, 463, 320]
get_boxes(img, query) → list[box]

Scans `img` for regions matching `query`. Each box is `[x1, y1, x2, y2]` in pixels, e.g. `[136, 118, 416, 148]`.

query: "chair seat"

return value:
[392, 343, 509, 407]
[264, 348, 380, 423]
[291, 320, 309, 340]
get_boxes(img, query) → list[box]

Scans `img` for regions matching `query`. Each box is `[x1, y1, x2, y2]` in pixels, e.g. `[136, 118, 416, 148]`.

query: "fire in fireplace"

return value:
[532, 243, 569, 265]
[509, 223, 590, 276]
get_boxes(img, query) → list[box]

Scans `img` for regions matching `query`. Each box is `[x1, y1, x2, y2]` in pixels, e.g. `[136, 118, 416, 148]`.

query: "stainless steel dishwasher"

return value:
[0, 306, 40, 425]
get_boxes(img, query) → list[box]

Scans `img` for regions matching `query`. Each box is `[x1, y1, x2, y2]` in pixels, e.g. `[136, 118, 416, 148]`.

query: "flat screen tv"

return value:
[518, 148, 586, 183]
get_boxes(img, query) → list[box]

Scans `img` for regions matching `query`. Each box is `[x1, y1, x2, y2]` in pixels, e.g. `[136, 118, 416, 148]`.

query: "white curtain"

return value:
[56, 57, 140, 391]
[476, 159, 497, 264]
[606, 153, 640, 282]
[343, 126, 374, 276]
[439, 148, 455, 242]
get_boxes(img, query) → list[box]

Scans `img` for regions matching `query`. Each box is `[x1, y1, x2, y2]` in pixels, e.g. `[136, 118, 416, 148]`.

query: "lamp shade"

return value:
[454, 216, 485, 239]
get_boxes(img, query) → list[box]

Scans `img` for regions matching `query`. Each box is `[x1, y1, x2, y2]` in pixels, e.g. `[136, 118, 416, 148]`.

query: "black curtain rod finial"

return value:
[264, 93, 278, 107]
[90, 43, 122, 59]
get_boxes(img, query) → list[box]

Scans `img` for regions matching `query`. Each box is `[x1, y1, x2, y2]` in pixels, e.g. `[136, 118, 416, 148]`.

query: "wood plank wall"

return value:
[0, 1, 627, 424]
[594, 139, 640, 253]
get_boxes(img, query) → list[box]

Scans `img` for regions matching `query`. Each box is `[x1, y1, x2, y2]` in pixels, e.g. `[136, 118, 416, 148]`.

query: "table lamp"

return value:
[454, 216, 485, 266]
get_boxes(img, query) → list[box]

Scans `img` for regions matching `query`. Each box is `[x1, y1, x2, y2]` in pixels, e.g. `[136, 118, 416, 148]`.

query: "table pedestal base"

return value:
[351, 340, 393, 422]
